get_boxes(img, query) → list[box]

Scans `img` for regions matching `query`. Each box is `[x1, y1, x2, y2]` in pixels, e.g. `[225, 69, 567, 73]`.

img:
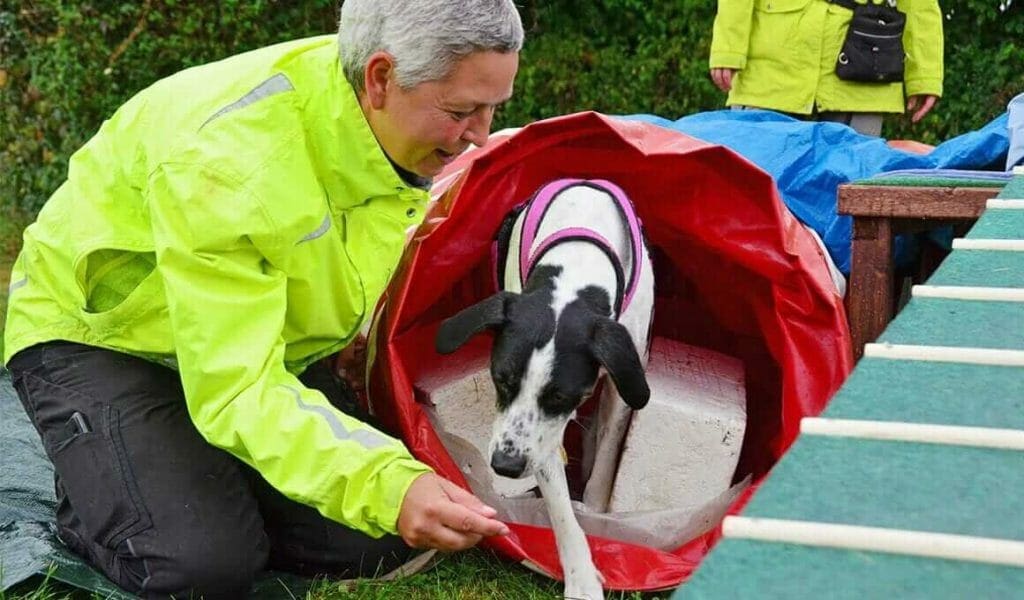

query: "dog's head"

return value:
[435, 265, 649, 479]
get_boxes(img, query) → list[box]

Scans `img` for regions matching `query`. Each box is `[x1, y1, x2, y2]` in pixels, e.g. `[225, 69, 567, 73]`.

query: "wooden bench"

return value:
[838, 183, 1003, 359]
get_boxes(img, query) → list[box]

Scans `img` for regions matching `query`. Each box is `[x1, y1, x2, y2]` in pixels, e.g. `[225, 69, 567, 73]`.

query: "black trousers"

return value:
[7, 341, 415, 599]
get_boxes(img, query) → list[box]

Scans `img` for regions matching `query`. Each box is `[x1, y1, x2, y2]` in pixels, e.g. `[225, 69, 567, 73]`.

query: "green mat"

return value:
[676, 540, 1024, 600]
[739, 436, 1024, 540]
[824, 358, 1024, 430]
[878, 298, 1024, 350]
[927, 250, 1024, 288]
[862, 176, 1006, 188]
[998, 175, 1024, 198]
[968, 209, 1024, 239]
[0, 370, 314, 597]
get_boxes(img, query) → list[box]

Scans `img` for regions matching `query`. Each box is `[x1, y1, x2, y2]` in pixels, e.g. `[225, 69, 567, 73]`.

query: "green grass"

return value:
[3, 549, 675, 599]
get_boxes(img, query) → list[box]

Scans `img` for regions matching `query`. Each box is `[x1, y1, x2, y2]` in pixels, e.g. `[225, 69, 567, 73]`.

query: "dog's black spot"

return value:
[522, 265, 562, 297]
[490, 266, 560, 409]
[537, 287, 611, 417]
[575, 285, 613, 318]
[496, 438, 517, 455]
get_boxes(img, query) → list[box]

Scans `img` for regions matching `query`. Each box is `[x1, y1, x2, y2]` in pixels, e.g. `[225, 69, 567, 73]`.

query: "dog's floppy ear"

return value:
[435, 292, 516, 354]
[589, 318, 650, 409]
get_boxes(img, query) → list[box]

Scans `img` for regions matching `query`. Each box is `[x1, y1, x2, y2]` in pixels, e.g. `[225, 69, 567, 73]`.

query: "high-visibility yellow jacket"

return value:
[709, 0, 944, 114]
[3, 35, 433, 537]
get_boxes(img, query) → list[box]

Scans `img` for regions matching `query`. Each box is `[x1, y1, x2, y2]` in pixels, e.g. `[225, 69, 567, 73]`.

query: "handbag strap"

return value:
[827, 0, 897, 10]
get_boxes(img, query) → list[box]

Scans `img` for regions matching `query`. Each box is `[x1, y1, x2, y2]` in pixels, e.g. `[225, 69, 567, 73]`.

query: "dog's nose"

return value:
[490, 449, 527, 478]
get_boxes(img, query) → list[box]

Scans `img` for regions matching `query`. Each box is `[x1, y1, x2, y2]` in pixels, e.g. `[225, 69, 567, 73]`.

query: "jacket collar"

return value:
[284, 37, 429, 206]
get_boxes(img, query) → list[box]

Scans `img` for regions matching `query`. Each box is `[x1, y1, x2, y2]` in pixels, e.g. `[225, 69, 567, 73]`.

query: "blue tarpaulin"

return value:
[622, 110, 1011, 274]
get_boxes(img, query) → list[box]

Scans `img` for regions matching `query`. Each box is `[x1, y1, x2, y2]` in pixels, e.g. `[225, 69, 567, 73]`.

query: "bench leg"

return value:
[845, 217, 893, 361]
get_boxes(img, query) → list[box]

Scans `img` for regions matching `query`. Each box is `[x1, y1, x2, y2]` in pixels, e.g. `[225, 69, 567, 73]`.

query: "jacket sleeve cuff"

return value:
[367, 459, 435, 537]
[709, 52, 747, 70]
[904, 78, 943, 99]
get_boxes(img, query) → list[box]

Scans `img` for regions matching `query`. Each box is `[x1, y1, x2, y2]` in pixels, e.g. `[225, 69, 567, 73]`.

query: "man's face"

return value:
[362, 50, 519, 178]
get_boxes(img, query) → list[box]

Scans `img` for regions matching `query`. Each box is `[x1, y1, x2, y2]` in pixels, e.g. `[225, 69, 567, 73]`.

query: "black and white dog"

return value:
[436, 179, 654, 600]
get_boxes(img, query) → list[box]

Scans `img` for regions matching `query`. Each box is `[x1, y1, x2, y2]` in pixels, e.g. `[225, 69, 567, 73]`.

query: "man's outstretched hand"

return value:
[397, 473, 510, 551]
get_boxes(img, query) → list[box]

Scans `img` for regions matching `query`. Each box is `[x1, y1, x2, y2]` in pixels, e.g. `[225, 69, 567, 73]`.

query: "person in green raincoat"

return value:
[708, 0, 944, 136]
[3, 0, 522, 596]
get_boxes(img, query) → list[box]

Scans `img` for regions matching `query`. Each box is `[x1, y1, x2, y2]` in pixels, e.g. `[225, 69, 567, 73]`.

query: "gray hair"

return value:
[338, 0, 524, 94]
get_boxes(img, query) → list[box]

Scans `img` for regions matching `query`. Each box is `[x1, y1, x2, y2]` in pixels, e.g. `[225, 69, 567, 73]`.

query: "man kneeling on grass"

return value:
[3, 0, 522, 596]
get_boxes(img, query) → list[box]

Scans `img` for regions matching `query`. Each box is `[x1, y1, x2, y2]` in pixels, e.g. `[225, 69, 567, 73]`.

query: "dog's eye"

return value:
[539, 391, 579, 417]
[552, 392, 577, 411]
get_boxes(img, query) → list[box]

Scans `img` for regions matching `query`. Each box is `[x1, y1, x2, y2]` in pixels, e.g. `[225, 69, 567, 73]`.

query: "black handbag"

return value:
[830, 0, 907, 83]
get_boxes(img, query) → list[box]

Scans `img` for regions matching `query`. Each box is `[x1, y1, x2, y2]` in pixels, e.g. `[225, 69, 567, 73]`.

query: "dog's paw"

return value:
[563, 572, 604, 600]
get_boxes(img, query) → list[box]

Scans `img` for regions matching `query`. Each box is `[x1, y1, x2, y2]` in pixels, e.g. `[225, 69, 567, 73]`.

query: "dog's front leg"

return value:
[536, 455, 604, 600]
[582, 389, 632, 511]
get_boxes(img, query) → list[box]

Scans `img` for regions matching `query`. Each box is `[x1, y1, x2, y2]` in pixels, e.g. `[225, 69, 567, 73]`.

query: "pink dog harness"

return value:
[495, 178, 644, 317]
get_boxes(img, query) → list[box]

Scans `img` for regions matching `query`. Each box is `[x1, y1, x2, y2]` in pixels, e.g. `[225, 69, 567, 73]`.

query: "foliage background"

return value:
[1, 0, 1022, 222]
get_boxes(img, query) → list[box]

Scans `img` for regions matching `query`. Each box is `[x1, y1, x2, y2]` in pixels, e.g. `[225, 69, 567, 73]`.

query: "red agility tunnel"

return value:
[366, 111, 854, 591]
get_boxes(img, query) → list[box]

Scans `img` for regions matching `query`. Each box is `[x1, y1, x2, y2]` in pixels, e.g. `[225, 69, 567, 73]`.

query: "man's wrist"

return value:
[381, 461, 436, 534]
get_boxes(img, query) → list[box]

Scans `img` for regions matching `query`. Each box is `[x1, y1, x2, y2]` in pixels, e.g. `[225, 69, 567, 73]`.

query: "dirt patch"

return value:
[1, 267, 9, 358]
[1, 219, 23, 349]
[1, 259, 10, 348]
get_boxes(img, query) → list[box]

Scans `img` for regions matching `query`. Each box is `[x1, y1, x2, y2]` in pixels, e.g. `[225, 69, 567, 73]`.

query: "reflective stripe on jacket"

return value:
[4, 36, 433, 537]
[710, 0, 943, 114]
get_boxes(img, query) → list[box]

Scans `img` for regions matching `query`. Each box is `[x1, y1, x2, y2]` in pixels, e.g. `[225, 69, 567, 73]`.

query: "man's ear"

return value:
[363, 51, 395, 110]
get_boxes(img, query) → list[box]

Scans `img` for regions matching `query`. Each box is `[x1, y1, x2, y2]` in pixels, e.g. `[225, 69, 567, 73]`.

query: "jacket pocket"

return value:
[48, 405, 153, 548]
[755, 0, 812, 13]
[73, 246, 162, 332]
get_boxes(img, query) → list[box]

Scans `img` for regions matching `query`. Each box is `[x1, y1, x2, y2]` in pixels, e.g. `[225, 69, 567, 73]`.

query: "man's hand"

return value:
[710, 68, 737, 93]
[906, 94, 938, 123]
[335, 334, 368, 395]
[397, 473, 510, 551]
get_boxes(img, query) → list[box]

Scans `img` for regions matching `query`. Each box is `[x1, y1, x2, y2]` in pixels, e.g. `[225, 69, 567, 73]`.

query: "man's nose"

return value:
[490, 448, 527, 478]
[461, 109, 493, 148]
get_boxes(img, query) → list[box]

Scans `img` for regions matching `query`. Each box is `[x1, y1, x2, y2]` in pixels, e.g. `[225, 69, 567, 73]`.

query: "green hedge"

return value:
[2, 0, 1022, 218]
